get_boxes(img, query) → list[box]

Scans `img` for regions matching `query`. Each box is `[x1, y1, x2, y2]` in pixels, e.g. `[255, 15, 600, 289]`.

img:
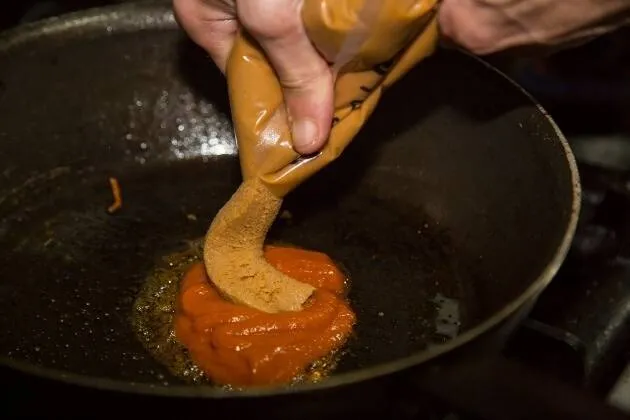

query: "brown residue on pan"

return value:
[107, 177, 122, 214]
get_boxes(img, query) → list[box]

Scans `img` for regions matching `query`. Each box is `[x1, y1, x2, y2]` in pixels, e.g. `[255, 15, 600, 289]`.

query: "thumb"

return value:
[238, 0, 334, 155]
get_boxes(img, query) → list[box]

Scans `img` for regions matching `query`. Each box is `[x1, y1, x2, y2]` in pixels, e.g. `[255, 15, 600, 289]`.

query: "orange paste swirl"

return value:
[174, 245, 356, 387]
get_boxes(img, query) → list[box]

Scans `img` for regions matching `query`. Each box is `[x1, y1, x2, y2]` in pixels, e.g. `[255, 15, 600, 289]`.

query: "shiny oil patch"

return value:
[131, 238, 350, 389]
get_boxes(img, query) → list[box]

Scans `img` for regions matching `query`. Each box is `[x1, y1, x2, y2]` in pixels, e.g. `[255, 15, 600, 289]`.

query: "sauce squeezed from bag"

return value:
[175, 245, 355, 386]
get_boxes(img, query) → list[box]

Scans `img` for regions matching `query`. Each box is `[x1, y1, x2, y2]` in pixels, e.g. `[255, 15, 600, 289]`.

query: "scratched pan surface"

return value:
[0, 3, 578, 391]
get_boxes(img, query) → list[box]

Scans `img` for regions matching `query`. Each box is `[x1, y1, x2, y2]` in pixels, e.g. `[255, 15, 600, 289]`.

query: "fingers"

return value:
[438, 0, 511, 55]
[238, 0, 334, 154]
[173, 0, 238, 73]
[174, 0, 334, 154]
[439, 0, 630, 55]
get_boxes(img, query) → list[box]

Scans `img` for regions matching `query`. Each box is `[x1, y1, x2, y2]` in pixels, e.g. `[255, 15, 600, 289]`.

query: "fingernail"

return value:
[292, 119, 319, 153]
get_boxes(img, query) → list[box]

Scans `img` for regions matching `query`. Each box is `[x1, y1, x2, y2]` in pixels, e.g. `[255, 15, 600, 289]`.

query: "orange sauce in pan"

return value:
[174, 245, 356, 387]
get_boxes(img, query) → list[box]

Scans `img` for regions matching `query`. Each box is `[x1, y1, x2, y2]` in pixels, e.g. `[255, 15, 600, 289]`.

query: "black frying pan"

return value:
[0, 2, 626, 419]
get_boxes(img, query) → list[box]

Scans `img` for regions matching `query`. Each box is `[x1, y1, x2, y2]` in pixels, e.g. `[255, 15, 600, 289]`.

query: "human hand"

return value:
[173, 0, 334, 154]
[439, 0, 630, 55]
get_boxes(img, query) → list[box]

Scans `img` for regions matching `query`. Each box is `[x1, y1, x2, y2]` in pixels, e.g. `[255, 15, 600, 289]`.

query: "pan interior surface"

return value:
[0, 5, 577, 390]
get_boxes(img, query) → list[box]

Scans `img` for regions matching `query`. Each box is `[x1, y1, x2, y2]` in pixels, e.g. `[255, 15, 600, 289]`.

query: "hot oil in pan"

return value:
[129, 172, 475, 387]
[0, 157, 478, 384]
[131, 240, 205, 384]
[131, 239, 354, 388]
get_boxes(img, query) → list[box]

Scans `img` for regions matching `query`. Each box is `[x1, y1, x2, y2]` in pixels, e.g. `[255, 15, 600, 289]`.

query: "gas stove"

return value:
[505, 162, 630, 410]
[495, 30, 630, 413]
[2, 1, 630, 418]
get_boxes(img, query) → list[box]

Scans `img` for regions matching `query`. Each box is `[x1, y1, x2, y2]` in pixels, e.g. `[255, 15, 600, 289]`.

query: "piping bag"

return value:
[203, 0, 440, 313]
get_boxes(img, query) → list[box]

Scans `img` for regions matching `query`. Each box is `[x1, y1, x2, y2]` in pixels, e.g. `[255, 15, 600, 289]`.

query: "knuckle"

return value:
[280, 62, 329, 92]
[172, 0, 194, 21]
[459, 29, 500, 54]
[439, 0, 509, 54]
[174, 0, 231, 25]
[238, 0, 302, 40]
[440, 16, 498, 54]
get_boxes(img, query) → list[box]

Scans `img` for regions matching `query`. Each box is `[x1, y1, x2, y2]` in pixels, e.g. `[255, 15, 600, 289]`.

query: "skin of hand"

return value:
[172, 0, 334, 155]
[439, 0, 630, 55]
[174, 0, 630, 155]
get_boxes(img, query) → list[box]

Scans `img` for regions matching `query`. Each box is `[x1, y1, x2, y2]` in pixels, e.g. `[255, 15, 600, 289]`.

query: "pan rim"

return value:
[0, 0, 582, 399]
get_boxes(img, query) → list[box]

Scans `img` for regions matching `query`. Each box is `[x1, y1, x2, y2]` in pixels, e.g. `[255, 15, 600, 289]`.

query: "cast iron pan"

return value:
[0, 2, 626, 419]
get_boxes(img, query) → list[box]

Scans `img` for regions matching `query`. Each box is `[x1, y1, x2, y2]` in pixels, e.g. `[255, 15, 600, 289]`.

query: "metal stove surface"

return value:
[504, 162, 630, 406]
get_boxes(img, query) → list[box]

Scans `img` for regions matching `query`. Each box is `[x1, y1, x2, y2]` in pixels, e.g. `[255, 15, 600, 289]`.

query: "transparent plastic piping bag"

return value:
[226, 0, 440, 198]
